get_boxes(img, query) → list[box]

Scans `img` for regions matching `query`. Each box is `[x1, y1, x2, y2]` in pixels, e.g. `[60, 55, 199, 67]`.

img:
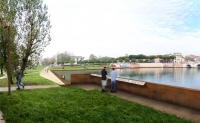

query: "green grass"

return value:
[0, 66, 56, 87]
[0, 86, 193, 123]
[0, 74, 4, 77]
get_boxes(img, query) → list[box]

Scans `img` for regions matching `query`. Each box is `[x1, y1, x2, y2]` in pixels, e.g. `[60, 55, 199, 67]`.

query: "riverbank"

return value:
[114, 63, 200, 68]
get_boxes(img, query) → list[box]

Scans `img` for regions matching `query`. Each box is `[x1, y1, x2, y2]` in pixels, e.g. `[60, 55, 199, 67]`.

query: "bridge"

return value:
[182, 62, 200, 68]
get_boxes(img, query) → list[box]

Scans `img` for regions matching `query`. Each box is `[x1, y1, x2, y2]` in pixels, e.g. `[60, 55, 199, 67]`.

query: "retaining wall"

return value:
[71, 74, 200, 110]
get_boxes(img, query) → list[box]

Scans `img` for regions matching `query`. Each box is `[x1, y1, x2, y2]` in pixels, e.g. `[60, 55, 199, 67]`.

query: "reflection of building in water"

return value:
[182, 68, 198, 84]
[173, 68, 182, 83]
[116, 68, 164, 78]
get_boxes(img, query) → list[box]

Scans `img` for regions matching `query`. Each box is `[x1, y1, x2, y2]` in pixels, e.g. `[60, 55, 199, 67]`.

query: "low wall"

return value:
[71, 74, 200, 110]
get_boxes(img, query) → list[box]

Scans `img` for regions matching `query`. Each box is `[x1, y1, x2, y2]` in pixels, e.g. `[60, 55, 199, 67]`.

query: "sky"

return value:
[42, 0, 200, 59]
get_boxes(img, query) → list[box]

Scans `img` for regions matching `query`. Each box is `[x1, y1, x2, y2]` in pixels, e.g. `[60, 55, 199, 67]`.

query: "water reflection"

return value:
[115, 68, 200, 90]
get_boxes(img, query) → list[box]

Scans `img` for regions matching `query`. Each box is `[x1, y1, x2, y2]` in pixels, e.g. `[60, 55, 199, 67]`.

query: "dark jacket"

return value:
[101, 69, 107, 80]
[16, 69, 22, 80]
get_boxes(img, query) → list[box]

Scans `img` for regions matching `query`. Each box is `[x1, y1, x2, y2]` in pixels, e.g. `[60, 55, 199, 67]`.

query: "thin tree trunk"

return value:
[0, 68, 3, 75]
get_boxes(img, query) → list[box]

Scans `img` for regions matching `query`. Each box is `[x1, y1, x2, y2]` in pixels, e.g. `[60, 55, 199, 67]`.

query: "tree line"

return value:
[82, 54, 176, 64]
[42, 52, 176, 66]
[0, 0, 51, 75]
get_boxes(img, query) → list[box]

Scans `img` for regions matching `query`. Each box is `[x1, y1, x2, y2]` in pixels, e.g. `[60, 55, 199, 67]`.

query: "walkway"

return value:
[1, 67, 200, 123]
[39, 67, 65, 85]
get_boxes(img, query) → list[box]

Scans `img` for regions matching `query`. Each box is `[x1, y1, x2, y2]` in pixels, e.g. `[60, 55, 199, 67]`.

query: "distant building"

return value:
[173, 52, 184, 63]
[71, 56, 85, 64]
[154, 58, 161, 63]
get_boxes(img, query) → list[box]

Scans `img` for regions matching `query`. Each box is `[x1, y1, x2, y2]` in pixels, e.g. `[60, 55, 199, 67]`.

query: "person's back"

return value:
[101, 67, 107, 92]
[110, 70, 117, 81]
[16, 69, 22, 80]
[110, 68, 117, 92]
[101, 68, 107, 80]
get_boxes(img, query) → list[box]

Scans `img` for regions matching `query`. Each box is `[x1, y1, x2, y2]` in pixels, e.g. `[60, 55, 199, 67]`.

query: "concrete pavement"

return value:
[39, 67, 65, 85]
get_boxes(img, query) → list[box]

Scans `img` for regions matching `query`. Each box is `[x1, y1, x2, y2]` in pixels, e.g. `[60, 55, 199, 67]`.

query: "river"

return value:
[55, 68, 200, 90]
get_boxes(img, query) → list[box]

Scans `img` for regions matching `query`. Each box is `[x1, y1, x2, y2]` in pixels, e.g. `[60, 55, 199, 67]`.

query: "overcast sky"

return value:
[42, 0, 200, 59]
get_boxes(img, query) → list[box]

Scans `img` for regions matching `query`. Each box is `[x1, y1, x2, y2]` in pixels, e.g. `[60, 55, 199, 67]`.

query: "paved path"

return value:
[40, 67, 65, 85]
[1, 67, 200, 123]
[0, 74, 6, 79]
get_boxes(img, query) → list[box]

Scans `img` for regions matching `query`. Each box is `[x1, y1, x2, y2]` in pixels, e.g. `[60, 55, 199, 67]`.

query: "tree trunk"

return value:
[21, 57, 28, 75]
[0, 68, 3, 75]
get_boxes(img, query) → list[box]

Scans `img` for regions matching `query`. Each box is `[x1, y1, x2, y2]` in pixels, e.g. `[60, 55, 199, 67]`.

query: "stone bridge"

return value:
[182, 62, 200, 68]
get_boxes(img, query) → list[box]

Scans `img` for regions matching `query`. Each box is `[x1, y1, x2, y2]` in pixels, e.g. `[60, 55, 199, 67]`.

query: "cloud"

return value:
[42, 0, 200, 59]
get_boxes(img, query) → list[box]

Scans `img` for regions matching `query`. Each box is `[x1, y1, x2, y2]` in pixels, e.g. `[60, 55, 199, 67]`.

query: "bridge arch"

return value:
[187, 64, 192, 68]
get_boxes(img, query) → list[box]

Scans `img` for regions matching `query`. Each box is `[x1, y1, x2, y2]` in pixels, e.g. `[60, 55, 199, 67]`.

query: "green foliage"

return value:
[69, 59, 75, 65]
[15, 0, 51, 71]
[131, 58, 136, 62]
[57, 51, 71, 65]
[138, 59, 143, 63]
[119, 59, 123, 62]
[0, 0, 20, 75]
[124, 57, 130, 62]
[113, 59, 117, 63]
[144, 59, 149, 63]
[0, 87, 192, 123]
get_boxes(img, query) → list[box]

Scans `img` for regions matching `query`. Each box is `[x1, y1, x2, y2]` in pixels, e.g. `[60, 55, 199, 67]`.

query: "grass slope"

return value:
[0, 66, 56, 87]
[0, 86, 193, 123]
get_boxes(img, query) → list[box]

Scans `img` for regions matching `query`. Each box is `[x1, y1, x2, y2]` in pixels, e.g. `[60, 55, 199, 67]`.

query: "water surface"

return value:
[55, 68, 200, 90]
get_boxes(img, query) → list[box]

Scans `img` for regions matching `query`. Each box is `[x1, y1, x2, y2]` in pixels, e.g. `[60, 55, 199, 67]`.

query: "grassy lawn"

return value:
[0, 74, 4, 77]
[0, 86, 193, 123]
[0, 66, 56, 87]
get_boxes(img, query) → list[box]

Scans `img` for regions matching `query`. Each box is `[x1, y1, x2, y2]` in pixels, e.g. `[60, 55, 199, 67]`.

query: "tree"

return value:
[42, 58, 49, 66]
[0, 0, 19, 75]
[138, 59, 143, 63]
[119, 59, 123, 62]
[148, 55, 156, 63]
[49, 56, 56, 65]
[144, 59, 149, 63]
[57, 51, 71, 65]
[124, 58, 130, 62]
[107, 59, 112, 64]
[69, 59, 75, 66]
[113, 59, 117, 63]
[89, 54, 97, 60]
[131, 58, 136, 62]
[184, 55, 195, 62]
[136, 54, 147, 59]
[95, 60, 100, 64]
[129, 55, 137, 60]
[83, 60, 88, 64]
[170, 55, 176, 62]
[15, 0, 51, 72]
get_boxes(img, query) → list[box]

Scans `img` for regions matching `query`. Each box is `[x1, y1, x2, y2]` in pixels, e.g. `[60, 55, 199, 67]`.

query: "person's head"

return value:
[112, 68, 115, 70]
[17, 66, 21, 70]
[104, 67, 106, 69]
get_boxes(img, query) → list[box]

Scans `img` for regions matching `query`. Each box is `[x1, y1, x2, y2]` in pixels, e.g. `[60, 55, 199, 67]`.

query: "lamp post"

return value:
[1, 13, 11, 95]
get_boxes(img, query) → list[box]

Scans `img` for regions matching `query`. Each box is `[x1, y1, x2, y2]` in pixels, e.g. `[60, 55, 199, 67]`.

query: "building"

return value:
[173, 52, 184, 63]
